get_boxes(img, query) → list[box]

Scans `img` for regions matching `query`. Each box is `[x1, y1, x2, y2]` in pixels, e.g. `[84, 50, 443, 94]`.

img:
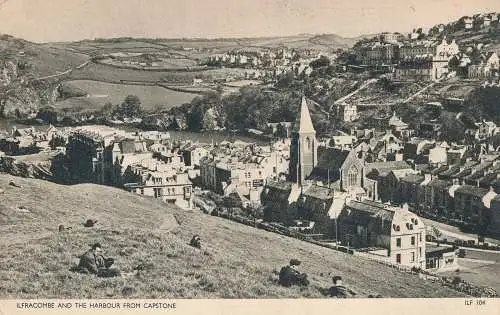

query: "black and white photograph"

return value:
[0, 0, 500, 307]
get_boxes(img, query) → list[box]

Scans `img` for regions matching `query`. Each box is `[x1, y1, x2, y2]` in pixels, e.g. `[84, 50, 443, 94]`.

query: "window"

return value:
[411, 252, 415, 263]
[305, 137, 311, 151]
[347, 166, 359, 187]
[396, 254, 401, 264]
[154, 188, 162, 198]
[140, 188, 144, 195]
[411, 236, 415, 245]
[419, 233, 422, 242]
[419, 247, 422, 257]
[396, 238, 401, 247]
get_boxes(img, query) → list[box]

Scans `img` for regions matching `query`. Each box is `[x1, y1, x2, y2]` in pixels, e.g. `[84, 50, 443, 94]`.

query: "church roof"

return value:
[292, 96, 316, 134]
[315, 147, 350, 173]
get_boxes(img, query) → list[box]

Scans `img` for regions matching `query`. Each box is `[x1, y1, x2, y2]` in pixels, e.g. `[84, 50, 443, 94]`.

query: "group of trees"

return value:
[96, 95, 144, 120]
[35, 95, 144, 125]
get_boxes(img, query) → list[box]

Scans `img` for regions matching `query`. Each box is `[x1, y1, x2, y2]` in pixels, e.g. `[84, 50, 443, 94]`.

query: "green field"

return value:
[56, 80, 199, 111]
[0, 174, 464, 298]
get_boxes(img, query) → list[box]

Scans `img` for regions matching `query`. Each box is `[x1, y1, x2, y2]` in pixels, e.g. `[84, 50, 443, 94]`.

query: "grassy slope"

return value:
[0, 36, 89, 77]
[57, 80, 198, 111]
[0, 174, 463, 299]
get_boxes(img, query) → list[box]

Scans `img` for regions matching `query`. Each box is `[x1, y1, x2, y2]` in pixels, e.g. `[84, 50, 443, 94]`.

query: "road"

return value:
[330, 78, 377, 111]
[32, 59, 91, 81]
[421, 217, 500, 246]
[402, 76, 445, 104]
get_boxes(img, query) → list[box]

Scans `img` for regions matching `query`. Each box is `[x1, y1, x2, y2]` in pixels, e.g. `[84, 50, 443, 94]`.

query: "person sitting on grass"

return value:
[328, 275, 357, 298]
[77, 243, 121, 278]
[190, 235, 202, 249]
[278, 259, 309, 287]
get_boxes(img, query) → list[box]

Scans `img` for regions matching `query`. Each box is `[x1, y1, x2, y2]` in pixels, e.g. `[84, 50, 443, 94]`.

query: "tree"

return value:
[36, 107, 58, 124]
[49, 135, 66, 150]
[276, 71, 295, 89]
[114, 95, 142, 118]
[310, 56, 331, 69]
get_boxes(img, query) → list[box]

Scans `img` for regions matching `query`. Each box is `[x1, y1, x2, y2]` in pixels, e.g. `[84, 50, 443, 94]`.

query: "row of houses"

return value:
[199, 139, 291, 205]
[368, 158, 500, 237]
[355, 32, 500, 81]
[0, 124, 59, 155]
[457, 13, 499, 30]
[355, 37, 460, 81]
[65, 127, 203, 208]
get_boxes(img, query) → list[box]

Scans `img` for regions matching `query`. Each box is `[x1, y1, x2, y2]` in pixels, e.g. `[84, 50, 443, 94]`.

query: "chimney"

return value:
[402, 203, 409, 212]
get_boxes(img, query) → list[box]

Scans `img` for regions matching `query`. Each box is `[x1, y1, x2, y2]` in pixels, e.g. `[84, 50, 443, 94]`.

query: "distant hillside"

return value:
[0, 174, 463, 298]
[70, 33, 366, 53]
[0, 34, 88, 77]
[309, 34, 375, 50]
[0, 34, 89, 118]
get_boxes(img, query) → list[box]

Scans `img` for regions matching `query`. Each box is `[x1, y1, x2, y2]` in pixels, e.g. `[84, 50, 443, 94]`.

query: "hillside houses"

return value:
[0, 124, 59, 155]
[64, 127, 202, 208]
[198, 138, 290, 198]
[394, 38, 459, 81]
[468, 52, 500, 79]
[338, 201, 426, 268]
[122, 159, 193, 209]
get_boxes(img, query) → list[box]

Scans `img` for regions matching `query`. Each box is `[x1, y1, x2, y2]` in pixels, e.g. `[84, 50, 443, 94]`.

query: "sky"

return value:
[0, 0, 499, 43]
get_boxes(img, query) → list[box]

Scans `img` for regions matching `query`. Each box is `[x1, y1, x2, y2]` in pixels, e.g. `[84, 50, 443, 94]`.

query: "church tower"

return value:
[289, 97, 318, 185]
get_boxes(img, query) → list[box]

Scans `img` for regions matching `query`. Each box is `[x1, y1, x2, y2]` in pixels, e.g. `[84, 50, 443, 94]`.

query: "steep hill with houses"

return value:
[0, 174, 463, 298]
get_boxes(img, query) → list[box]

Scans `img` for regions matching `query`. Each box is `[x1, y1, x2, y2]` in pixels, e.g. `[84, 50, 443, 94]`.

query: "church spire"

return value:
[292, 96, 316, 134]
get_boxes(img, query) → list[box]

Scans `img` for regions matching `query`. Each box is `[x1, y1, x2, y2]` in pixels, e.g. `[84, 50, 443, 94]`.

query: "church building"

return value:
[288, 96, 318, 184]
[261, 97, 365, 236]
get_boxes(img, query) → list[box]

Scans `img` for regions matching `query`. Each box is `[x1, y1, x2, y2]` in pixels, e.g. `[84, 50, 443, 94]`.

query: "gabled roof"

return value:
[315, 147, 350, 172]
[265, 180, 293, 192]
[439, 165, 461, 177]
[366, 161, 411, 173]
[303, 185, 335, 200]
[455, 185, 488, 198]
[452, 168, 473, 179]
[428, 178, 452, 189]
[401, 173, 425, 184]
[430, 165, 449, 175]
[479, 172, 499, 186]
[342, 200, 396, 233]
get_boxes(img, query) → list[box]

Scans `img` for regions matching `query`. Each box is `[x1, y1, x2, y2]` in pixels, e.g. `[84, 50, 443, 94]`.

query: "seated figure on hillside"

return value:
[278, 259, 309, 287]
[77, 243, 121, 278]
[328, 276, 356, 298]
[190, 235, 202, 249]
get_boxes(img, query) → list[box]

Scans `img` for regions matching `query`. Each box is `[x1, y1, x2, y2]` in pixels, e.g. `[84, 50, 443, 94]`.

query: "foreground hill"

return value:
[0, 174, 463, 298]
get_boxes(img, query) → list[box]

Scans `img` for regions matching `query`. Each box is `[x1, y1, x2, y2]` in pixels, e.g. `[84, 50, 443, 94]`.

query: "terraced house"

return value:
[338, 201, 426, 268]
[122, 159, 193, 209]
